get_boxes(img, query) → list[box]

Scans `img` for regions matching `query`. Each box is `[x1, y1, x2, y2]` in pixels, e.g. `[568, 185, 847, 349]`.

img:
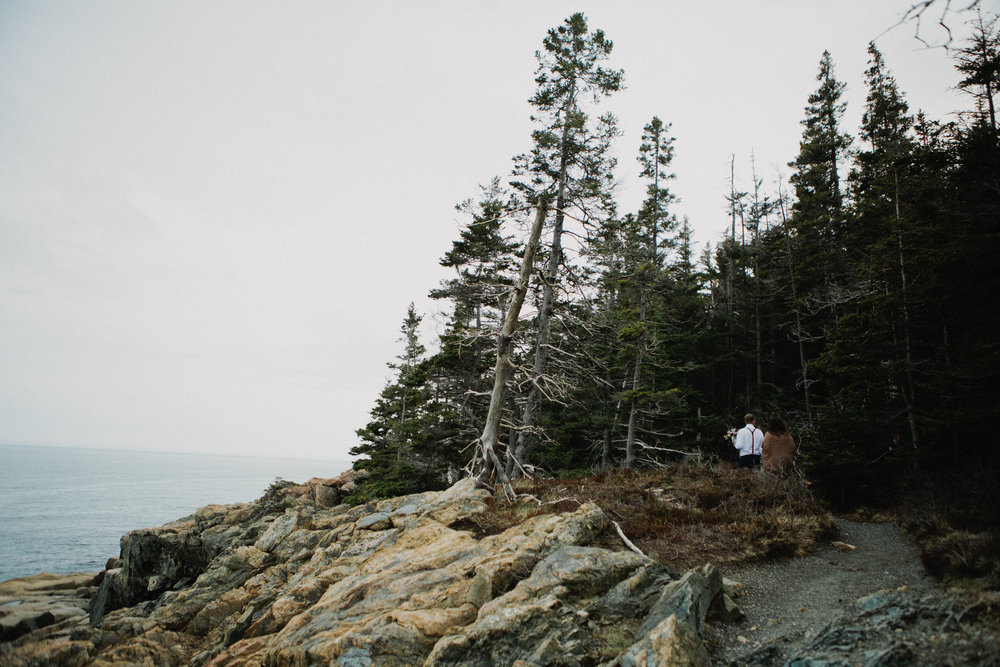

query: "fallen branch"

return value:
[611, 520, 645, 557]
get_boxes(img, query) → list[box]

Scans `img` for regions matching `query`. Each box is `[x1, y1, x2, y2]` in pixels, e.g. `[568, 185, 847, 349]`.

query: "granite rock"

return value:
[2, 473, 726, 667]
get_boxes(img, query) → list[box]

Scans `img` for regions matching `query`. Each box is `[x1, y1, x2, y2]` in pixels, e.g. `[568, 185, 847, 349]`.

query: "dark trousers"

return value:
[738, 454, 761, 469]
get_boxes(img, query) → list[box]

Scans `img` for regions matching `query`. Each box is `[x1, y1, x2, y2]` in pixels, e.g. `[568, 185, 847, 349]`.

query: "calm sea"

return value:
[0, 444, 350, 583]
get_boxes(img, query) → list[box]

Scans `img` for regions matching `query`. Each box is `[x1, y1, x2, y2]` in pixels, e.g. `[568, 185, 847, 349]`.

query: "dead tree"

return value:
[474, 199, 549, 499]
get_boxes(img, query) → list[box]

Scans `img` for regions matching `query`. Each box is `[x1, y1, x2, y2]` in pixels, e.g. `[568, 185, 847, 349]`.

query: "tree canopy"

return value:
[347, 11, 1000, 510]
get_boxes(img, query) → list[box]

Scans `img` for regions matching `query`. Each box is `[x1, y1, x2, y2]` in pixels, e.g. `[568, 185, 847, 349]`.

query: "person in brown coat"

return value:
[762, 417, 797, 476]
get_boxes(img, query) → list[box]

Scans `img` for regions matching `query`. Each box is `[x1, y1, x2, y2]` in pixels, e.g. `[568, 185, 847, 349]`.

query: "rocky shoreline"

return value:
[1, 472, 997, 665]
[0, 473, 736, 665]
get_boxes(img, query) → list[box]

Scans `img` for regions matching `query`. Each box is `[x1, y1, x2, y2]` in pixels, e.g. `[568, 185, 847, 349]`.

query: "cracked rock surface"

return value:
[1, 475, 728, 666]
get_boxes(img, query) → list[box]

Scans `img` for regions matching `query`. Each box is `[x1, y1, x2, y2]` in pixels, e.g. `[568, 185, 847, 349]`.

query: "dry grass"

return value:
[474, 462, 837, 571]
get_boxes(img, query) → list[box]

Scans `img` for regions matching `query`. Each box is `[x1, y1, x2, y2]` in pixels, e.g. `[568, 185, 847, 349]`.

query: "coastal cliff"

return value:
[2, 470, 998, 666]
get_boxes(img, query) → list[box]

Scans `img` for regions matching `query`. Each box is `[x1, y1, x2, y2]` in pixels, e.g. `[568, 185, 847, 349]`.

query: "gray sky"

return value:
[1, 1, 993, 461]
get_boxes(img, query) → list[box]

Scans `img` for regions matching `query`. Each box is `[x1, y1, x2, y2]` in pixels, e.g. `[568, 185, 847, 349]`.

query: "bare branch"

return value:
[887, 0, 981, 47]
[518, 494, 581, 507]
[611, 520, 646, 557]
[633, 440, 701, 458]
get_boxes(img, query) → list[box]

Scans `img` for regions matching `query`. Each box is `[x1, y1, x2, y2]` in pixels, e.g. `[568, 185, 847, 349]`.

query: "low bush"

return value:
[474, 463, 836, 570]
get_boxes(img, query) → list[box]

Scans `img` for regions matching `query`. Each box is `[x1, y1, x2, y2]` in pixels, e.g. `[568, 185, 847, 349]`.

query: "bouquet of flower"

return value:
[725, 427, 738, 444]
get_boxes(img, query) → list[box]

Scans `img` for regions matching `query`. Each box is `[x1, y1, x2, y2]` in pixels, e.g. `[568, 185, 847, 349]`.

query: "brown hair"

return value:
[767, 417, 788, 435]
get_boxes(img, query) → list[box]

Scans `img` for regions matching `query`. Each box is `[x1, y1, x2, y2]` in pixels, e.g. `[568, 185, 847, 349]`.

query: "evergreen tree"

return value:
[925, 28, 1000, 465]
[782, 50, 853, 422]
[788, 51, 853, 297]
[345, 20, 1000, 506]
[351, 303, 431, 501]
[813, 43, 919, 466]
[621, 117, 678, 467]
[509, 12, 623, 476]
[954, 9, 1000, 137]
[429, 180, 521, 457]
[433, 179, 520, 332]
[773, 181, 815, 424]
[637, 116, 678, 262]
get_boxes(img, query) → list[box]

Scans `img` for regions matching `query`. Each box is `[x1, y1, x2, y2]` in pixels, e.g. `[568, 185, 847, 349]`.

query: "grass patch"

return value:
[474, 463, 836, 570]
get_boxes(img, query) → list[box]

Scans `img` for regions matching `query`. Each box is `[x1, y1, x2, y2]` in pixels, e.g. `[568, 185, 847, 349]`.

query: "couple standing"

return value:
[734, 413, 796, 475]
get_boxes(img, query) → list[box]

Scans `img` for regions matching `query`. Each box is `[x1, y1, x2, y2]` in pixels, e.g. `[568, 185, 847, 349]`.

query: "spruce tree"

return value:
[428, 180, 521, 473]
[808, 43, 971, 485]
[621, 117, 678, 467]
[954, 9, 1000, 137]
[637, 116, 678, 262]
[350, 304, 431, 500]
[508, 12, 623, 476]
[783, 50, 852, 422]
[788, 51, 852, 298]
[820, 43, 919, 456]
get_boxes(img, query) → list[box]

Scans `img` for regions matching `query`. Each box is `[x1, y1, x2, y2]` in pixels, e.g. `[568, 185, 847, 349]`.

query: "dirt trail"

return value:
[705, 518, 998, 665]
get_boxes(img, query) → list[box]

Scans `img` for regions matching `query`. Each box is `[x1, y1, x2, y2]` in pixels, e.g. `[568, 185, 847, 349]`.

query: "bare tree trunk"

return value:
[979, 22, 997, 136]
[893, 168, 919, 450]
[726, 156, 738, 408]
[601, 427, 612, 468]
[396, 393, 407, 463]
[475, 200, 548, 498]
[987, 76, 996, 136]
[624, 298, 645, 469]
[512, 102, 574, 477]
[395, 360, 412, 463]
[777, 183, 812, 424]
[751, 155, 763, 404]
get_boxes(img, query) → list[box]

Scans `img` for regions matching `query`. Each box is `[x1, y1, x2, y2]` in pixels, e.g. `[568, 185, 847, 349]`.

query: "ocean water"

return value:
[0, 444, 350, 583]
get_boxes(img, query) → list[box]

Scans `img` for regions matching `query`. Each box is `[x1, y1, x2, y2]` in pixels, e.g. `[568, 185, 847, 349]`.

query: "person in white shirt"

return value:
[734, 413, 764, 469]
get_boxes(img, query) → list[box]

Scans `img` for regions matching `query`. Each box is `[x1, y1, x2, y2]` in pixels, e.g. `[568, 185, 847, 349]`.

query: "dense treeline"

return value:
[348, 11, 1000, 505]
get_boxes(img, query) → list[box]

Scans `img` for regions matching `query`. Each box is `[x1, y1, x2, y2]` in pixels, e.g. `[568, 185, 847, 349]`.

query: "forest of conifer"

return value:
[348, 9, 1000, 510]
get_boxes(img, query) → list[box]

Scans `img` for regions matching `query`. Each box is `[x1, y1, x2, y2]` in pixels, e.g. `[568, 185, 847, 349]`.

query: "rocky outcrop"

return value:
[0, 573, 96, 643]
[0, 474, 727, 666]
[728, 587, 1000, 666]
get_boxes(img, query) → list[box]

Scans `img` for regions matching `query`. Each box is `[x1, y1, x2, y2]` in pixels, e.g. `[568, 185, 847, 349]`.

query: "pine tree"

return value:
[811, 43, 929, 476]
[349, 304, 432, 501]
[774, 180, 814, 424]
[637, 116, 678, 262]
[782, 50, 852, 424]
[429, 180, 521, 458]
[433, 179, 520, 332]
[814, 43, 919, 458]
[621, 117, 678, 467]
[954, 9, 1000, 137]
[788, 51, 852, 298]
[926, 26, 1000, 464]
[508, 12, 623, 476]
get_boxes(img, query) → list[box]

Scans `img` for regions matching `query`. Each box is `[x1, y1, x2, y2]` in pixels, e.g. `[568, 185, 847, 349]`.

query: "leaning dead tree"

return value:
[474, 198, 549, 500]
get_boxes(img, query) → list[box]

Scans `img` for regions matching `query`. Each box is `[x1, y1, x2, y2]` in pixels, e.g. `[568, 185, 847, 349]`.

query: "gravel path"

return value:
[705, 517, 939, 664]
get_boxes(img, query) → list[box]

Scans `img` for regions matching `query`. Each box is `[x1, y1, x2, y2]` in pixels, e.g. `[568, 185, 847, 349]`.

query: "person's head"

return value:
[744, 413, 755, 425]
[768, 417, 787, 435]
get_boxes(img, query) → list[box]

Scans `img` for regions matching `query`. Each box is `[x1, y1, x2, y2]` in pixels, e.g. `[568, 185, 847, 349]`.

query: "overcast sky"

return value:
[1, 1, 994, 462]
